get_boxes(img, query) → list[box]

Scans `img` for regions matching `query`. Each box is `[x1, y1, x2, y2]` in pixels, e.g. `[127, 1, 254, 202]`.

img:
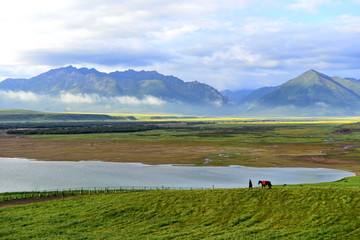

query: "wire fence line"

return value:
[0, 185, 217, 203]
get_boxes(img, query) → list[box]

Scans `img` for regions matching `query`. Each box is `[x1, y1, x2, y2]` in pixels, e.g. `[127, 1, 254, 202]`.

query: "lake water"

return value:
[0, 157, 355, 192]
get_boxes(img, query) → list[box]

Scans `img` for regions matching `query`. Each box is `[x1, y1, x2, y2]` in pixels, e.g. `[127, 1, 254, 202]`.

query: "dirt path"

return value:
[0, 196, 73, 208]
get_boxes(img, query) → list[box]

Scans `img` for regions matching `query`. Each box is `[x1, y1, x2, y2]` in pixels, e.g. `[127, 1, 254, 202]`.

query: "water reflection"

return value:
[0, 157, 355, 192]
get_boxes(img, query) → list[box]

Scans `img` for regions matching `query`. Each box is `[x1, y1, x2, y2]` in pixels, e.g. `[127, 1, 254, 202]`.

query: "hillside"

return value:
[1, 182, 359, 239]
[247, 70, 360, 116]
[0, 109, 134, 121]
[257, 70, 360, 107]
[0, 66, 227, 106]
[241, 86, 277, 105]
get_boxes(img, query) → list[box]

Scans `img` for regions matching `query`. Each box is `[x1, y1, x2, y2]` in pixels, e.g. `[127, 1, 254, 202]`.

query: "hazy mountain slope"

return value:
[220, 89, 254, 103]
[255, 70, 360, 108]
[109, 70, 227, 104]
[2, 67, 360, 116]
[241, 86, 277, 104]
[0, 66, 116, 95]
[0, 66, 227, 105]
[332, 76, 360, 95]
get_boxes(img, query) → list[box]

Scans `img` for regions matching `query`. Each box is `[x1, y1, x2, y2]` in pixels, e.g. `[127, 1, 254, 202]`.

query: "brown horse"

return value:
[258, 180, 272, 188]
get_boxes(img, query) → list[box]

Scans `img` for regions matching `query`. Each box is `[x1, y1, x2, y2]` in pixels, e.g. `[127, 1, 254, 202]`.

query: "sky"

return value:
[0, 0, 360, 90]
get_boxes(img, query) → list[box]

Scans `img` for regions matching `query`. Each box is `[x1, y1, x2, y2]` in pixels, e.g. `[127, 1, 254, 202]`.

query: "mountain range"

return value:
[0, 66, 360, 116]
[0, 66, 226, 106]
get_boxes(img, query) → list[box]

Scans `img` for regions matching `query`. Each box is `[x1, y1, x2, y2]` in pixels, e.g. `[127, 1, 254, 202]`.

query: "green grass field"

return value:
[1, 178, 359, 240]
[1, 112, 360, 239]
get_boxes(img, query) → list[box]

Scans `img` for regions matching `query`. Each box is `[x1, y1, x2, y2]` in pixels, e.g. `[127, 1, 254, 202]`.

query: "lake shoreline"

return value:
[0, 157, 355, 193]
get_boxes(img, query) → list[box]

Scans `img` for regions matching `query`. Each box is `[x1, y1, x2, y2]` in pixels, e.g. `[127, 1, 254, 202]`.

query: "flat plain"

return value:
[1, 116, 360, 239]
[1, 118, 360, 174]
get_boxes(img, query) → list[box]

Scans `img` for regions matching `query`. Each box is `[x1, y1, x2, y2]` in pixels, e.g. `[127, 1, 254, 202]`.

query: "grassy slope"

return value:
[0, 109, 199, 121]
[1, 180, 360, 240]
[0, 109, 131, 121]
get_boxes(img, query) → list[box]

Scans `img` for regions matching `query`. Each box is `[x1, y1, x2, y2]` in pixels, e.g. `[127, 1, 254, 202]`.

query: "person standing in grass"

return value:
[248, 179, 253, 189]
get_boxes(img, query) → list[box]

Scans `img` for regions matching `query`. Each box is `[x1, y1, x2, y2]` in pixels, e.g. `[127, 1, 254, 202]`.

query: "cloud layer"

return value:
[0, 90, 167, 107]
[0, 0, 360, 90]
[0, 90, 222, 115]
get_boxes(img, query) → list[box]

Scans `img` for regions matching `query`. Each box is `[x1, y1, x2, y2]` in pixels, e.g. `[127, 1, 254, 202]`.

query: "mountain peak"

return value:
[302, 69, 323, 77]
[58, 65, 78, 73]
[291, 69, 335, 86]
[65, 65, 76, 70]
[253, 69, 360, 111]
[46, 65, 100, 76]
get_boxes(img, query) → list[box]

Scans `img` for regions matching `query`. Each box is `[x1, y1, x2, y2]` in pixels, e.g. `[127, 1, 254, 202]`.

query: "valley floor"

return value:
[1, 120, 360, 175]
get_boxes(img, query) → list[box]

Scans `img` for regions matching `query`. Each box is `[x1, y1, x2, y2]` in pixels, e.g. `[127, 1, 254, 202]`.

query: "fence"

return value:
[0, 185, 215, 203]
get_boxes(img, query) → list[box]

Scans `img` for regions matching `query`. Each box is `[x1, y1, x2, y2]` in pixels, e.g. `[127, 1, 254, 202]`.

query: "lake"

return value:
[0, 157, 355, 192]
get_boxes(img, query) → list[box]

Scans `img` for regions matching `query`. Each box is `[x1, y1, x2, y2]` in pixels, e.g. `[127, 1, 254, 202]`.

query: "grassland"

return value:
[1, 114, 360, 239]
[1, 118, 360, 174]
[1, 179, 359, 239]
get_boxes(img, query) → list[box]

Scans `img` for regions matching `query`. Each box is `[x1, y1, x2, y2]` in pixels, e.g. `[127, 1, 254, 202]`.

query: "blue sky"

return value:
[0, 0, 360, 90]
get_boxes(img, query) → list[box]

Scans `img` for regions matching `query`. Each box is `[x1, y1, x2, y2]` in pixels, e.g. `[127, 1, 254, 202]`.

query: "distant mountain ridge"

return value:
[247, 70, 360, 115]
[0, 66, 227, 106]
[241, 86, 278, 105]
[220, 89, 255, 104]
[1, 67, 360, 116]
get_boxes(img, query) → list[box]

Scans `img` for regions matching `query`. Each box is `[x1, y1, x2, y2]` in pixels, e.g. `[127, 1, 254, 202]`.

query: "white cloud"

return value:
[59, 92, 100, 104]
[59, 92, 166, 106]
[331, 15, 360, 33]
[314, 102, 329, 108]
[0, 89, 167, 107]
[242, 17, 286, 35]
[286, 0, 338, 13]
[203, 45, 279, 68]
[115, 95, 166, 106]
[0, 90, 39, 101]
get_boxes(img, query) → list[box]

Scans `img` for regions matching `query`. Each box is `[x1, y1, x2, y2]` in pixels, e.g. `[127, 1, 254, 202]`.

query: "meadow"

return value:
[1, 114, 360, 239]
[0, 178, 359, 239]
